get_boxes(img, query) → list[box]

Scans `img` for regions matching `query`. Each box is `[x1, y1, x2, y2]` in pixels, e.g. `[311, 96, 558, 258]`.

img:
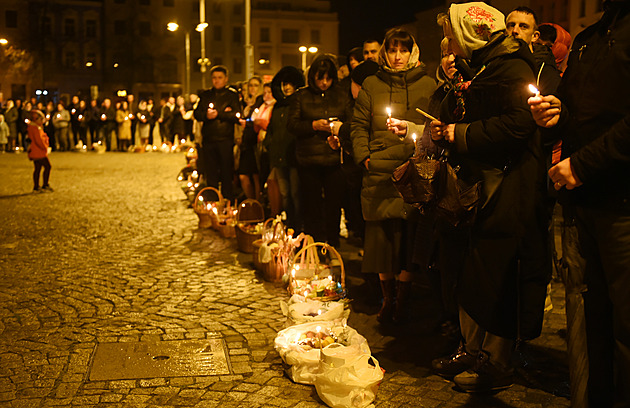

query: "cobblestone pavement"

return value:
[0, 152, 571, 407]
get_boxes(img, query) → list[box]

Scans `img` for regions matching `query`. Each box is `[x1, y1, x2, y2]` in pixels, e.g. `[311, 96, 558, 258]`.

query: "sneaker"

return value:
[33, 187, 42, 194]
[453, 351, 514, 393]
[42, 185, 54, 192]
[431, 345, 476, 378]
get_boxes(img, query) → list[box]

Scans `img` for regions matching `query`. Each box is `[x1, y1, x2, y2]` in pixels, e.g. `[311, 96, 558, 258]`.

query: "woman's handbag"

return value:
[392, 156, 480, 227]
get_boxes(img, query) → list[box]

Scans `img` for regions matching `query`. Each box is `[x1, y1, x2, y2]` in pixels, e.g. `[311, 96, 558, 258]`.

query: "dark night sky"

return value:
[330, 0, 446, 54]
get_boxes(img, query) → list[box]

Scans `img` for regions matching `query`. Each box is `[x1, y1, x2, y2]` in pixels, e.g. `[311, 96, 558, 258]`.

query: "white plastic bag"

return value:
[280, 296, 349, 326]
[274, 322, 370, 385]
[315, 353, 384, 408]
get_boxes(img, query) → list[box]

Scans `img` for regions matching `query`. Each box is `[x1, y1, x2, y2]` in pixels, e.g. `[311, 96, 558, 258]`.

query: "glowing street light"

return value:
[299, 45, 318, 72]
[0, 38, 8, 46]
[167, 22, 191, 95]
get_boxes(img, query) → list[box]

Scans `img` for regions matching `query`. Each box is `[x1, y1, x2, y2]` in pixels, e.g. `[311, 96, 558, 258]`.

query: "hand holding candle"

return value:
[386, 107, 392, 125]
[527, 84, 562, 128]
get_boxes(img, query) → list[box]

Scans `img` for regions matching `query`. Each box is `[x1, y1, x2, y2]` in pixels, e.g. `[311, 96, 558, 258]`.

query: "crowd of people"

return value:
[2, 1, 628, 404]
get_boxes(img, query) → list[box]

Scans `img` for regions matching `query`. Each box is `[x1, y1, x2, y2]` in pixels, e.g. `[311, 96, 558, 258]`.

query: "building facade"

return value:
[0, 0, 337, 104]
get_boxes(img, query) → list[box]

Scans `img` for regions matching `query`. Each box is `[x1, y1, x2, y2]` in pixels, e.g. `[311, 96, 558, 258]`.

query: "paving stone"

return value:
[0, 153, 573, 408]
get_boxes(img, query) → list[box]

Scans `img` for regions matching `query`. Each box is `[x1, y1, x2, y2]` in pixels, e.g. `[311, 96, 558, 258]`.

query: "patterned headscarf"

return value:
[448, 2, 506, 59]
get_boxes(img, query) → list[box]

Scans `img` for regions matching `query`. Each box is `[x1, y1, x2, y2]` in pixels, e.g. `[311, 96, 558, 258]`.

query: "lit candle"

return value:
[78, 114, 83, 120]
[528, 84, 540, 97]
[386, 107, 392, 122]
[71, 108, 76, 114]
[180, 139, 185, 144]
[56, 114, 61, 119]
[236, 112, 241, 119]
[208, 103, 214, 109]
[101, 114, 106, 120]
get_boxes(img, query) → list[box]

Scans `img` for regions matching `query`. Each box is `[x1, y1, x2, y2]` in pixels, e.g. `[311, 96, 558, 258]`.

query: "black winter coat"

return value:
[194, 87, 241, 143]
[438, 34, 540, 339]
[287, 55, 352, 167]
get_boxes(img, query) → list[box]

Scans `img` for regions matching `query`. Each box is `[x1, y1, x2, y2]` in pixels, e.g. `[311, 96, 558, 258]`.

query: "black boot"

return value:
[377, 279, 395, 322]
[392, 280, 412, 324]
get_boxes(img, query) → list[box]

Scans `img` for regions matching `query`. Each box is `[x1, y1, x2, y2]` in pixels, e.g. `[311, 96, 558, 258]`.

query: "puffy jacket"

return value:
[193, 86, 241, 143]
[27, 124, 49, 160]
[351, 63, 436, 220]
[287, 54, 352, 167]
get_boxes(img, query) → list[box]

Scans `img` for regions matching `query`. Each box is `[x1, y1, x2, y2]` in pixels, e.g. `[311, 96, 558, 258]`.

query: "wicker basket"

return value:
[252, 219, 290, 282]
[288, 242, 346, 301]
[235, 199, 266, 253]
[193, 186, 226, 229]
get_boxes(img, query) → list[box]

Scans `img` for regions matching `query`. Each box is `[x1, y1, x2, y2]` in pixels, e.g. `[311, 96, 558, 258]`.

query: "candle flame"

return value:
[528, 84, 540, 95]
[412, 133, 417, 142]
[386, 107, 392, 117]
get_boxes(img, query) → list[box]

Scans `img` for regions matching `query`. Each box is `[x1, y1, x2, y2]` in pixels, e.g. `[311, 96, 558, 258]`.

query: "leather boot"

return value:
[377, 279, 395, 322]
[392, 280, 412, 324]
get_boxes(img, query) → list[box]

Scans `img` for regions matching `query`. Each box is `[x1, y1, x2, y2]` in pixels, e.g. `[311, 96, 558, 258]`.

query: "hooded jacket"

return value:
[351, 41, 436, 221]
[287, 54, 352, 167]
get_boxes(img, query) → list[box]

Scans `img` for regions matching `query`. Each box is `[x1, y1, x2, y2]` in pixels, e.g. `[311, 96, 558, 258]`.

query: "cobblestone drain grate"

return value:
[89, 339, 231, 380]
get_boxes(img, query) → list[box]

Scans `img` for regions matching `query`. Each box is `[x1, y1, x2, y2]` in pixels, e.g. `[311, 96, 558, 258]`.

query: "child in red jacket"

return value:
[28, 110, 53, 193]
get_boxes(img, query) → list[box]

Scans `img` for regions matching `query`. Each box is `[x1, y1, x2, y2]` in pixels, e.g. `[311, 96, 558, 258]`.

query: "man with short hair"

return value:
[193, 65, 241, 200]
[362, 39, 380, 62]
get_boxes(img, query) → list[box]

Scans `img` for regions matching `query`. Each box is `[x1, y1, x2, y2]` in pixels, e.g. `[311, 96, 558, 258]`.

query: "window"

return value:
[65, 51, 76, 69]
[233, 5, 242, 15]
[213, 25, 222, 41]
[232, 27, 242, 44]
[213, 4, 221, 13]
[214, 56, 223, 66]
[233, 58, 242, 74]
[114, 0, 125, 3]
[64, 19, 76, 37]
[42, 16, 52, 35]
[311, 29, 320, 44]
[140, 0, 150, 5]
[281, 29, 299, 44]
[5, 10, 17, 28]
[114, 20, 127, 35]
[579, 0, 586, 17]
[86, 20, 96, 38]
[43, 50, 53, 63]
[139, 21, 151, 36]
[260, 27, 270, 43]
[163, 0, 174, 7]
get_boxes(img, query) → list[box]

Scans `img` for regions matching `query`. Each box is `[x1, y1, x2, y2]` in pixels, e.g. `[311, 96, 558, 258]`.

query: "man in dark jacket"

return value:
[506, 5, 562, 342]
[194, 65, 241, 200]
[530, 1, 630, 405]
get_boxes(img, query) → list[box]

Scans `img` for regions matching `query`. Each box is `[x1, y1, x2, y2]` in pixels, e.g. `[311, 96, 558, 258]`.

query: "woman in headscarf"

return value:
[351, 27, 436, 324]
[429, 2, 540, 392]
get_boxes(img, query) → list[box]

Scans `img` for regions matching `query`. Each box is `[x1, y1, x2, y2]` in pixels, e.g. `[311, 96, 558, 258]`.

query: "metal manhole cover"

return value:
[89, 339, 231, 380]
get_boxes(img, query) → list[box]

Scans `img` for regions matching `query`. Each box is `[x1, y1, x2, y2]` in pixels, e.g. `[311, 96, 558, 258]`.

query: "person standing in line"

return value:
[75, 99, 88, 147]
[193, 65, 242, 200]
[263, 66, 305, 227]
[288, 54, 352, 248]
[86, 99, 99, 149]
[135, 100, 151, 149]
[363, 39, 381, 63]
[27, 110, 53, 193]
[0, 114, 9, 152]
[529, 1, 630, 405]
[171, 95, 187, 145]
[4, 100, 18, 152]
[69, 95, 81, 147]
[351, 28, 436, 323]
[52, 102, 71, 151]
[116, 100, 132, 152]
[99, 98, 116, 151]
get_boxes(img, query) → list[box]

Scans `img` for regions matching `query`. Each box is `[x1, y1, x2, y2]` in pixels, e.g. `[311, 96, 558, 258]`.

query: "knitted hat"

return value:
[448, 2, 506, 59]
[350, 60, 379, 86]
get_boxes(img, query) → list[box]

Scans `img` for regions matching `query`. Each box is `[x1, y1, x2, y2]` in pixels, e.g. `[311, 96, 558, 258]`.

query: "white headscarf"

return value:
[449, 2, 506, 59]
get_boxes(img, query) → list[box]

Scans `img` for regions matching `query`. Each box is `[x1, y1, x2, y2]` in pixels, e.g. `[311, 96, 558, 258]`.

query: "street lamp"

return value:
[0, 38, 8, 46]
[167, 22, 191, 95]
[299, 46, 318, 72]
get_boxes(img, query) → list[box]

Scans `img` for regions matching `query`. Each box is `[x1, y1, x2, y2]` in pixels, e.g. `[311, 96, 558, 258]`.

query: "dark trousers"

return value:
[298, 164, 345, 247]
[460, 307, 513, 371]
[200, 138, 234, 201]
[33, 157, 51, 189]
[569, 205, 630, 407]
